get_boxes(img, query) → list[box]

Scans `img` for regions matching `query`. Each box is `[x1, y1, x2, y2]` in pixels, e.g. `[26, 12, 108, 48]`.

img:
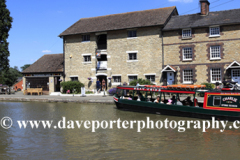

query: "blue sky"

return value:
[6, 0, 239, 70]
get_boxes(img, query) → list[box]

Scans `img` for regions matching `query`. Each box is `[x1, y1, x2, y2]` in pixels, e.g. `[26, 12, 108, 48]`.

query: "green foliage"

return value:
[21, 64, 31, 72]
[129, 78, 153, 86]
[60, 81, 84, 93]
[0, 67, 22, 86]
[201, 82, 215, 89]
[0, 0, 13, 73]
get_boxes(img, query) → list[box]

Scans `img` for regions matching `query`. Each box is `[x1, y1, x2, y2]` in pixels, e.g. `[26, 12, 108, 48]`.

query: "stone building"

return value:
[59, 7, 178, 91]
[162, 0, 240, 85]
[22, 54, 64, 95]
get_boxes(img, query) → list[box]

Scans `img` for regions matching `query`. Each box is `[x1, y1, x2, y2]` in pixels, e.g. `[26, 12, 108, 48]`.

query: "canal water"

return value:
[0, 102, 240, 159]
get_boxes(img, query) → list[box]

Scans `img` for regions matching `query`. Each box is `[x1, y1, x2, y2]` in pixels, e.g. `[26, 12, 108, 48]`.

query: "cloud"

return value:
[168, 0, 193, 3]
[42, 50, 51, 53]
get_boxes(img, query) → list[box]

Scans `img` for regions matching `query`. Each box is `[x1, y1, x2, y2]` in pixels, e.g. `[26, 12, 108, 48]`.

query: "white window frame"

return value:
[182, 29, 192, 38]
[128, 74, 138, 83]
[145, 75, 156, 84]
[126, 51, 138, 62]
[70, 76, 78, 81]
[182, 47, 193, 61]
[210, 46, 221, 60]
[209, 26, 220, 37]
[183, 70, 193, 84]
[211, 68, 222, 83]
[82, 34, 90, 42]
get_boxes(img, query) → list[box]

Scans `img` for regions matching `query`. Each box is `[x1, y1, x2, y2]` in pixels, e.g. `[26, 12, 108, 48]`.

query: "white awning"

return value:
[226, 61, 240, 70]
[96, 73, 107, 76]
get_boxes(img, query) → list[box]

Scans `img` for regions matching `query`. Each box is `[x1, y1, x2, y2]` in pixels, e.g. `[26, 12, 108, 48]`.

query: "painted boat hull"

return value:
[114, 97, 240, 121]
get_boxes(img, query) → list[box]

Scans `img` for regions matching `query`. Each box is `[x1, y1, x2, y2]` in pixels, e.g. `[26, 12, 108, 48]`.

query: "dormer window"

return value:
[182, 29, 192, 38]
[209, 26, 220, 37]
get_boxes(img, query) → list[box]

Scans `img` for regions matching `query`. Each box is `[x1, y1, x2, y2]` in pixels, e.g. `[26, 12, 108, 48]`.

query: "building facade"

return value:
[162, 0, 240, 85]
[59, 7, 178, 91]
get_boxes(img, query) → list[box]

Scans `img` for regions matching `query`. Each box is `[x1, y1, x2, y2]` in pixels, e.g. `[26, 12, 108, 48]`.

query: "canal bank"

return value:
[0, 92, 114, 104]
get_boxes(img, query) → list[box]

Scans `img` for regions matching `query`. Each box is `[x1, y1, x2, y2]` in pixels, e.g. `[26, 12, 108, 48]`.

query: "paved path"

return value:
[0, 92, 114, 104]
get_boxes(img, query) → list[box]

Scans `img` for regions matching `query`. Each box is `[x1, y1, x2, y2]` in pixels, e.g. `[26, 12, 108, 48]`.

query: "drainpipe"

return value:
[161, 28, 164, 84]
[63, 36, 65, 82]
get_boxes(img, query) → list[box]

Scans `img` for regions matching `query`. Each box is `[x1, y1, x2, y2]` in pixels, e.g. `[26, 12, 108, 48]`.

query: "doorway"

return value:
[54, 77, 61, 92]
[97, 76, 107, 91]
[167, 72, 174, 85]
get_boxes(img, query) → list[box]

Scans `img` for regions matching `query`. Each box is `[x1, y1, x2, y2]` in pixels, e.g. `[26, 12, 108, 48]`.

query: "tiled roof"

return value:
[59, 6, 177, 36]
[22, 54, 63, 73]
[163, 8, 240, 31]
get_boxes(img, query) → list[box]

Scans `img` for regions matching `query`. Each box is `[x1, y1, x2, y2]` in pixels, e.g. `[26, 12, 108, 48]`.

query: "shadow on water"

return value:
[0, 102, 240, 159]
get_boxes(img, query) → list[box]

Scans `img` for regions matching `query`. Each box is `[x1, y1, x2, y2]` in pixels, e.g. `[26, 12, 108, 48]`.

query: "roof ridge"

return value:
[80, 6, 176, 20]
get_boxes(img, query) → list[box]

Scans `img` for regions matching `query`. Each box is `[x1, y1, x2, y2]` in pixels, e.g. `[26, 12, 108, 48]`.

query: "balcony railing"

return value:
[97, 61, 107, 70]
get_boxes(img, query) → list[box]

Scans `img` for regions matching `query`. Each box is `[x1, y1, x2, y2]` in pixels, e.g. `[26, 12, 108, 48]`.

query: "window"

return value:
[210, 46, 221, 60]
[209, 26, 220, 36]
[183, 70, 193, 83]
[146, 75, 155, 83]
[128, 53, 137, 60]
[82, 35, 90, 42]
[128, 30, 137, 38]
[183, 48, 192, 60]
[83, 55, 91, 62]
[113, 76, 121, 83]
[182, 29, 192, 38]
[211, 68, 221, 83]
[128, 76, 137, 82]
[213, 96, 221, 106]
[71, 77, 78, 81]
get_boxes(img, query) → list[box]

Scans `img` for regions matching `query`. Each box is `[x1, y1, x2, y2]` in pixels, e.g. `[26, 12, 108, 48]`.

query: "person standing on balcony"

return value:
[96, 79, 101, 93]
[102, 79, 106, 91]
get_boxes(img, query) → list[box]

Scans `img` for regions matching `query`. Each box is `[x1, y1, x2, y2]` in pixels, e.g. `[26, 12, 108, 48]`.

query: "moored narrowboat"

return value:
[113, 82, 240, 120]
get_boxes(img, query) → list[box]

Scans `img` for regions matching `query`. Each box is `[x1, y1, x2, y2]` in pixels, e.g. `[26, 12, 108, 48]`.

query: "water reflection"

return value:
[0, 102, 240, 159]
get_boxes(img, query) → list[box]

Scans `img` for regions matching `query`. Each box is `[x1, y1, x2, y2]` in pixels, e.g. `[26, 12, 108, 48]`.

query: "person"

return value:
[137, 93, 144, 101]
[176, 98, 183, 105]
[167, 99, 172, 105]
[183, 96, 192, 106]
[96, 79, 101, 93]
[128, 95, 132, 100]
[136, 82, 140, 86]
[102, 79, 106, 91]
[215, 82, 221, 90]
[171, 95, 176, 104]
[154, 96, 160, 103]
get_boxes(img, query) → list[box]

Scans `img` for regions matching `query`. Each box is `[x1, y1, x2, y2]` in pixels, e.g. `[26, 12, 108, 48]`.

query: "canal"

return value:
[0, 102, 240, 159]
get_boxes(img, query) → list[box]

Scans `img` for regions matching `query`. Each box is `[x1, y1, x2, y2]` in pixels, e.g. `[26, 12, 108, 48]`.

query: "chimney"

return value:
[200, 0, 210, 15]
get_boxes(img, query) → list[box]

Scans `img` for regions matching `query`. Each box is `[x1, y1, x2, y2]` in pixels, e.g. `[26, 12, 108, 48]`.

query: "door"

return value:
[167, 72, 174, 85]
[54, 77, 60, 92]
[97, 76, 107, 91]
[232, 69, 240, 85]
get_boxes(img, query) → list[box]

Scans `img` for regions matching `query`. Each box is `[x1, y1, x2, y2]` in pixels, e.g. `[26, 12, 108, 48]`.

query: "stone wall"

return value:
[163, 24, 240, 84]
[64, 26, 163, 90]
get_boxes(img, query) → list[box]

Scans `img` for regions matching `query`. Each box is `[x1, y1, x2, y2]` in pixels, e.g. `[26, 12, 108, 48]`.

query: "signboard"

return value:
[81, 87, 86, 97]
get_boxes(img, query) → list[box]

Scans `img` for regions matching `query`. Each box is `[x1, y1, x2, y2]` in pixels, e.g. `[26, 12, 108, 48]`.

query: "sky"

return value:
[6, 0, 239, 70]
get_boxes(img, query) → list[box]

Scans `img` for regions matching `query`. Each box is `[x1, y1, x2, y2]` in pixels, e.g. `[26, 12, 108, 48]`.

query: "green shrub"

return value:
[60, 81, 84, 93]
[201, 82, 215, 89]
[129, 78, 153, 86]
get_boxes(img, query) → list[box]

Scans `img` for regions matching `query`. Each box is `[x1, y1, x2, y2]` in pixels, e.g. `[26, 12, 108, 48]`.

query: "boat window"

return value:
[116, 89, 123, 98]
[213, 96, 221, 106]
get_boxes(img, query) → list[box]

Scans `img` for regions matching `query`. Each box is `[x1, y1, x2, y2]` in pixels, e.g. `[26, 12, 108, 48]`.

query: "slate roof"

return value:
[22, 54, 63, 73]
[163, 8, 240, 31]
[59, 6, 177, 36]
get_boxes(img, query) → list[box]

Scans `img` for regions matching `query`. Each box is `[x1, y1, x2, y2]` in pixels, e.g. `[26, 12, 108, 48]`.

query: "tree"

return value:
[21, 64, 31, 72]
[0, 67, 22, 86]
[0, 0, 13, 73]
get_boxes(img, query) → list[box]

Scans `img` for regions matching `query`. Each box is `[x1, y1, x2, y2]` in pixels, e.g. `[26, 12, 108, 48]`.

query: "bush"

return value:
[129, 78, 153, 86]
[60, 81, 84, 94]
[108, 88, 117, 95]
[201, 82, 215, 89]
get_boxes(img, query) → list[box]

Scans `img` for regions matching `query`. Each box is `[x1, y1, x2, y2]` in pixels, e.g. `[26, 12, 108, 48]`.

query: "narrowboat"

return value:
[113, 82, 240, 120]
